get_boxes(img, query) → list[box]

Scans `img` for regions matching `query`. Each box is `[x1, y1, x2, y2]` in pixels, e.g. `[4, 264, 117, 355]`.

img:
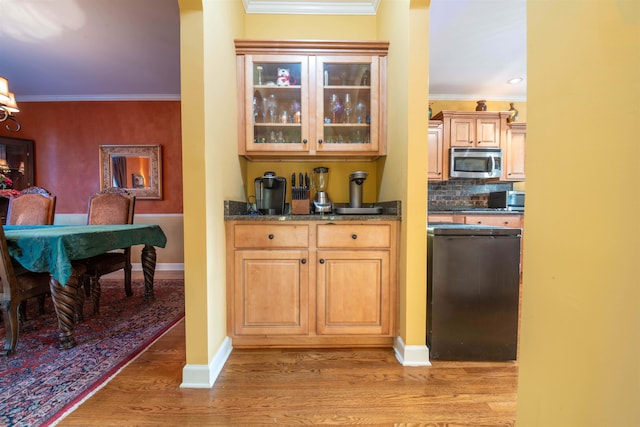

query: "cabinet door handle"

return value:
[351, 234, 358, 240]
[469, 140, 474, 144]
[319, 259, 325, 264]
[303, 139, 308, 144]
[318, 139, 323, 144]
[268, 234, 274, 239]
[301, 258, 307, 264]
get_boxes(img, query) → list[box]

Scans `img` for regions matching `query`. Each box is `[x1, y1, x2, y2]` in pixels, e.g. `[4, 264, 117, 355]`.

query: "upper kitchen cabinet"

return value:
[504, 122, 526, 181]
[428, 120, 444, 181]
[235, 40, 389, 160]
[433, 110, 509, 148]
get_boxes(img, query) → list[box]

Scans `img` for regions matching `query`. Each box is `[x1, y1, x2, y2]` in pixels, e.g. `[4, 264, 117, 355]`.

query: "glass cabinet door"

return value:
[315, 56, 379, 153]
[244, 55, 309, 153]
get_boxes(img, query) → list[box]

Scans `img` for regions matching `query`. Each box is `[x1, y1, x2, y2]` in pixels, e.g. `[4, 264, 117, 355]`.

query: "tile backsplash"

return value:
[428, 179, 514, 209]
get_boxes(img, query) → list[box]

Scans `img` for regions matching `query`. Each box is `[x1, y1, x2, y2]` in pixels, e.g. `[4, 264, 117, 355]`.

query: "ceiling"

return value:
[0, 0, 526, 102]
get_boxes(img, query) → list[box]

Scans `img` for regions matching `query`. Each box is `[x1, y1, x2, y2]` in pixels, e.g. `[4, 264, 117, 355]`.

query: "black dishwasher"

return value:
[427, 224, 521, 361]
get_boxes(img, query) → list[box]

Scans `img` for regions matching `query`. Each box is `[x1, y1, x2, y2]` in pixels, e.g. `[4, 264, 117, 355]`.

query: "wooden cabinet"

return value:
[231, 224, 310, 336]
[428, 212, 523, 228]
[0, 137, 35, 224]
[433, 111, 508, 148]
[462, 214, 523, 228]
[316, 224, 393, 335]
[504, 122, 526, 181]
[428, 120, 444, 181]
[233, 249, 309, 336]
[226, 220, 398, 347]
[427, 213, 455, 223]
[235, 40, 388, 159]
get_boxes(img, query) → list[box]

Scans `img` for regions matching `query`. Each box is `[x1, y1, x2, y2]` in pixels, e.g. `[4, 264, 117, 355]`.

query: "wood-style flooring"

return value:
[58, 271, 518, 426]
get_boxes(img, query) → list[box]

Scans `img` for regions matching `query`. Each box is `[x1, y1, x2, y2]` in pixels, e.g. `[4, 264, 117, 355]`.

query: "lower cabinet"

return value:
[226, 220, 399, 347]
[233, 249, 309, 336]
[462, 214, 524, 228]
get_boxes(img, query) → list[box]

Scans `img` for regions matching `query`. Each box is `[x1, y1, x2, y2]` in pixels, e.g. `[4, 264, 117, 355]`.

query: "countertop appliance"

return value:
[488, 190, 525, 211]
[254, 171, 286, 215]
[334, 171, 383, 215]
[312, 166, 332, 213]
[427, 223, 521, 360]
[449, 147, 502, 179]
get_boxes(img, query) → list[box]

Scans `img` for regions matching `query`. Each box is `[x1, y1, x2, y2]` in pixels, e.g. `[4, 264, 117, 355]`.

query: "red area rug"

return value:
[0, 278, 184, 427]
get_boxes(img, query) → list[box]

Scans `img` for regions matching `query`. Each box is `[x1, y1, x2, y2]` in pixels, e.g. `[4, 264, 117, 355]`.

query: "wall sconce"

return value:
[0, 76, 21, 132]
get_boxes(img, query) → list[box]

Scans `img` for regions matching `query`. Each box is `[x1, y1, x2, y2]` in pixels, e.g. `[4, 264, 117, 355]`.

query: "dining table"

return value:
[4, 224, 168, 349]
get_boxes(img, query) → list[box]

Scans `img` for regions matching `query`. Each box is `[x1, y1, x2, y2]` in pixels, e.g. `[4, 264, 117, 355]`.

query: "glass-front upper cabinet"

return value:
[243, 54, 310, 154]
[316, 56, 380, 154]
[236, 40, 388, 159]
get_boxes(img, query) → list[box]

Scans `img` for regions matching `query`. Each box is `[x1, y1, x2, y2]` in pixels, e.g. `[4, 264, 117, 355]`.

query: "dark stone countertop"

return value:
[429, 207, 524, 215]
[225, 200, 401, 221]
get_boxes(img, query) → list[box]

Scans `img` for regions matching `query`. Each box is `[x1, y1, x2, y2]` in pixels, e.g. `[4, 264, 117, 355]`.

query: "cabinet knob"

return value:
[469, 141, 474, 144]
[268, 234, 274, 240]
[476, 221, 482, 224]
[301, 258, 307, 264]
[319, 259, 325, 264]
[351, 234, 358, 240]
[303, 139, 308, 144]
[318, 139, 323, 144]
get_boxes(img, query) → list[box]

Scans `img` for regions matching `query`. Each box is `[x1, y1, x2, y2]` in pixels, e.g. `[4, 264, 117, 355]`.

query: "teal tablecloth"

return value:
[4, 224, 167, 285]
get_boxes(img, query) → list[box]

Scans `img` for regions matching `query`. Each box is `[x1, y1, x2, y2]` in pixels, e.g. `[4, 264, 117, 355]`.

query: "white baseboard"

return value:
[393, 336, 431, 367]
[131, 262, 184, 271]
[180, 336, 233, 388]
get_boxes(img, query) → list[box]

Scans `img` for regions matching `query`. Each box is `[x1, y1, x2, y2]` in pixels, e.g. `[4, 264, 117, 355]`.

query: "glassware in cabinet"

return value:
[244, 55, 309, 153]
[316, 57, 379, 153]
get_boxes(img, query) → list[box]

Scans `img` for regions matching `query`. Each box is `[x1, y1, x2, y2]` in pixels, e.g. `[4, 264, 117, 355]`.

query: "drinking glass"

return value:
[267, 94, 278, 123]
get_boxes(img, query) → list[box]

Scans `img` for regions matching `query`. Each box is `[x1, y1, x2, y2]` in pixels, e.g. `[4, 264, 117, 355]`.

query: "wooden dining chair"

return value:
[6, 186, 56, 318]
[0, 225, 51, 356]
[6, 186, 56, 226]
[82, 187, 135, 315]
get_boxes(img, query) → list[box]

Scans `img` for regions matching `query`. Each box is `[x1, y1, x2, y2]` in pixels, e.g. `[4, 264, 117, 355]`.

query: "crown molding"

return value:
[242, 0, 380, 15]
[16, 94, 181, 102]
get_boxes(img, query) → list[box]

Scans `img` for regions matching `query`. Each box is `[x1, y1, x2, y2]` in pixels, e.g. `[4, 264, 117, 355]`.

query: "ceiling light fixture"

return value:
[507, 77, 523, 85]
[0, 76, 21, 132]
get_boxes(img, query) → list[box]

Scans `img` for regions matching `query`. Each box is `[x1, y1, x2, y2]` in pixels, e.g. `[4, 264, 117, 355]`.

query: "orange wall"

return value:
[0, 101, 182, 214]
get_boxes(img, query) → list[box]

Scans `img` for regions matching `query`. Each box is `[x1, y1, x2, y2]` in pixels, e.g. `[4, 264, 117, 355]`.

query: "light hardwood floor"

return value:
[58, 271, 518, 426]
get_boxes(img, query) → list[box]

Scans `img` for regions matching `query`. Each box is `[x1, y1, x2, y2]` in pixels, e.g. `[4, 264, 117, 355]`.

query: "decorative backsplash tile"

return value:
[428, 179, 514, 209]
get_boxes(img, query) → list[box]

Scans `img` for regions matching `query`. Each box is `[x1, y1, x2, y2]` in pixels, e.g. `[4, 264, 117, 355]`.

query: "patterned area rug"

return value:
[0, 278, 184, 427]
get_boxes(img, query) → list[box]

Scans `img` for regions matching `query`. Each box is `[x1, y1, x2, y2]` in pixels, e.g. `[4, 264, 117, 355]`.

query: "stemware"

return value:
[267, 94, 278, 123]
[329, 94, 343, 123]
[261, 98, 268, 123]
[343, 93, 353, 124]
[355, 101, 367, 124]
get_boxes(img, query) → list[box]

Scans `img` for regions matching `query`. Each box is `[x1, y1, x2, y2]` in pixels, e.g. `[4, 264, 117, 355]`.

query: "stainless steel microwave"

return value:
[449, 147, 502, 179]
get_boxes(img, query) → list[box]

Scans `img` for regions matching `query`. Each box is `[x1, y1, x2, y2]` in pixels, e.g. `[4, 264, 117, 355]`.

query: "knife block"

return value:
[291, 191, 310, 215]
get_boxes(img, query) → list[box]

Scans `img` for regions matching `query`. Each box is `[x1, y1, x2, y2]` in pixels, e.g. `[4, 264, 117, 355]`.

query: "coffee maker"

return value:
[312, 166, 332, 213]
[254, 171, 286, 215]
[348, 171, 368, 208]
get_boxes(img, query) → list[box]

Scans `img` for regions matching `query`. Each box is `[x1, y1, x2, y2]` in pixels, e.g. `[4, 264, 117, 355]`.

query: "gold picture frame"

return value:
[99, 145, 162, 200]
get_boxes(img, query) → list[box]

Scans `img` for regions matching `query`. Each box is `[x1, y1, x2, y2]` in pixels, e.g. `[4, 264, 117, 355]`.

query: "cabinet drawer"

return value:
[463, 215, 523, 228]
[234, 224, 309, 248]
[428, 214, 455, 223]
[317, 224, 391, 249]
